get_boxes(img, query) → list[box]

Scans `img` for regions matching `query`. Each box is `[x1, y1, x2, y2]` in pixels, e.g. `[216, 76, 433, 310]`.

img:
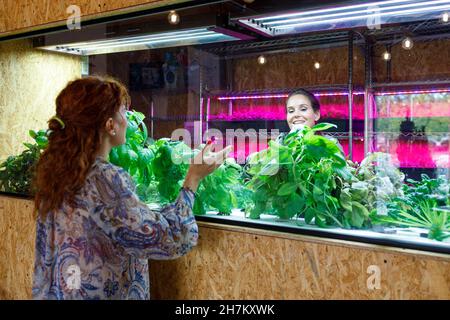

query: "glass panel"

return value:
[373, 90, 450, 180]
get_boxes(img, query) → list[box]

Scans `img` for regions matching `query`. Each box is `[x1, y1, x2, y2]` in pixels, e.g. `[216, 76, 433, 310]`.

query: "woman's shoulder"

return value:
[88, 157, 134, 188]
[92, 156, 125, 174]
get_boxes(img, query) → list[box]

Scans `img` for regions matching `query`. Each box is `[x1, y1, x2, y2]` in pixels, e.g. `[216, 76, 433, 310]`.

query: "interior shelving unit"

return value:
[196, 19, 450, 177]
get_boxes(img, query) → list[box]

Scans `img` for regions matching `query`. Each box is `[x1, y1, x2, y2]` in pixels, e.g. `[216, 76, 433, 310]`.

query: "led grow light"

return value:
[215, 88, 450, 101]
[374, 88, 450, 95]
[237, 0, 450, 36]
[37, 28, 241, 56]
[216, 91, 365, 101]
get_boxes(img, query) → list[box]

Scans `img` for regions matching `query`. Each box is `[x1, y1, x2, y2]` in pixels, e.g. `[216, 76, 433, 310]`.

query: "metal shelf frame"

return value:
[198, 15, 450, 161]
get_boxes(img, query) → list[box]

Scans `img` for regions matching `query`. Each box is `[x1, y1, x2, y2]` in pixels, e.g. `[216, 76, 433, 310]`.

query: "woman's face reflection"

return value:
[286, 94, 320, 130]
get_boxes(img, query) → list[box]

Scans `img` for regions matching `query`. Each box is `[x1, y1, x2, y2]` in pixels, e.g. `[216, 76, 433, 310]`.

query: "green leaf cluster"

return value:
[195, 158, 243, 215]
[0, 130, 48, 194]
[372, 174, 450, 241]
[245, 123, 362, 227]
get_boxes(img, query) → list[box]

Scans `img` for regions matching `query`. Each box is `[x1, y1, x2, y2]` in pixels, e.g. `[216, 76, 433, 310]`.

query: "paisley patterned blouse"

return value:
[32, 157, 198, 300]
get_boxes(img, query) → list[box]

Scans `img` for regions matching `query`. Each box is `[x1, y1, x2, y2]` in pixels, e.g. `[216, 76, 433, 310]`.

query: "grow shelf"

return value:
[235, 0, 450, 37]
[207, 87, 363, 99]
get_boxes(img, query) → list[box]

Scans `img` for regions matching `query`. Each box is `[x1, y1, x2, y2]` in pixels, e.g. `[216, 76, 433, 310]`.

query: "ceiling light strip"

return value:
[64, 30, 213, 48]
[69, 31, 216, 50]
[264, 0, 449, 26]
[255, 0, 415, 22]
[55, 28, 210, 48]
[274, 3, 450, 29]
[74, 33, 225, 54]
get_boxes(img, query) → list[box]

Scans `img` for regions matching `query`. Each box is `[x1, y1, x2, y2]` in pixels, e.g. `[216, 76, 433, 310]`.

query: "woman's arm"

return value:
[89, 165, 198, 260]
[90, 144, 232, 260]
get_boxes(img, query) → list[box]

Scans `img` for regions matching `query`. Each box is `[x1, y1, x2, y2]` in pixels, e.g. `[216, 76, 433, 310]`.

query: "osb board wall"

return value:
[0, 39, 81, 162]
[0, 0, 192, 36]
[232, 39, 450, 92]
[2, 195, 449, 300]
[232, 45, 366, 91]
[373, 38, 450, 83]
[150, 223, 450, 299]
[0, 195, 36, 299]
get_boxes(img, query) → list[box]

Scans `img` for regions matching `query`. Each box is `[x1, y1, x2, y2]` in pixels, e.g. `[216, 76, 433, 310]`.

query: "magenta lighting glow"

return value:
[209, 103, 366, 121]
[217, 91, 365, 101]
[210, 89, 449, 121]
[216, 88, 450, 100]
[374, 88, 450, 96]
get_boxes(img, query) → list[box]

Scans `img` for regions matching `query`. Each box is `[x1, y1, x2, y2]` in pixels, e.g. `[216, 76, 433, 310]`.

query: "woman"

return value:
[279, 88, 343, 152]
[285, 88, 321, 131]
[32, 76, 231, 300]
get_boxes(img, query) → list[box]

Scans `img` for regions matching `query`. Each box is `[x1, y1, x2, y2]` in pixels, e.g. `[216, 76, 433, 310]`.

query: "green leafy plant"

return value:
[0, 130, 48, 194]
[372, 174, 450, 241]
[195, 158, 243, 215]
[109, 111, 156, 202]
[340, 153, 405, 228]
[402, 174, 450, 206]
[375, 199, 450, 241]
[245, 123, 360, 227]
[148, 139, 245, 216]
[151, 139, 191, 203]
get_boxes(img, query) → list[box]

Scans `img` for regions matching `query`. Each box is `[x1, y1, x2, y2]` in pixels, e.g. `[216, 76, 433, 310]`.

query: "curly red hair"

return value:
[34, 75, 130, 217]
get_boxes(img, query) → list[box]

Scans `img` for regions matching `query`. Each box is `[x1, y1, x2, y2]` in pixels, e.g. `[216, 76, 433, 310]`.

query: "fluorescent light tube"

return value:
[263, 0, 449, 26]
[255, 0, 415, 21]
[38, 27, 240, 55]
[274, 3, 450, 30]
[71, 31, 216, 50]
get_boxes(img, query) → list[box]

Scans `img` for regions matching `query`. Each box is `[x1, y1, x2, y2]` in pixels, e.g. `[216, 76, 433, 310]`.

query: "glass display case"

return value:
[1, 0, 449, 253]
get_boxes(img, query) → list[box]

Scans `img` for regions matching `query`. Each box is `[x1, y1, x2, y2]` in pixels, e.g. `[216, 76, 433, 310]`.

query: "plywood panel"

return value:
[0, 0, 193, 36]
[0, 38, 81, 163]
[373, 39, 450, 83]
[232, 39, 450, 92]
[0, 195, 35, 299]
[232, 45, 365, 91]
[150, 223, 450, 299]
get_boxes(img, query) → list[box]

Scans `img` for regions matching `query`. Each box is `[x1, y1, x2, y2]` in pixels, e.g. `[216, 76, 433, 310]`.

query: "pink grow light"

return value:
[374, 88, 450, 96]
[217, 91, 365, 100]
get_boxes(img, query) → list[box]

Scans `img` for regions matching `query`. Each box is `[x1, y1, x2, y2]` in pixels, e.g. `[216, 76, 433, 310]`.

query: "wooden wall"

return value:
[0, 39, 81, 162]
[373, 39, 450, 83]
[0, 195, 36, 299]
[232, 39, 450, 92]
[1, 195, 449, 300]
[232, 45, 365, 91]
[150, 223, 450, 299]
[0, 0, 193, 37]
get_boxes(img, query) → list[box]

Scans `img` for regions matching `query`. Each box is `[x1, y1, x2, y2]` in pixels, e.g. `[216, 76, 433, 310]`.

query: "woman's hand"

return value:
[182, 143, 233, 193]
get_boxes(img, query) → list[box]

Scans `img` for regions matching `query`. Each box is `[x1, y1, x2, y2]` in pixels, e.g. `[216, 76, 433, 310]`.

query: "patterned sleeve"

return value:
[89, 164, 198, 260]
